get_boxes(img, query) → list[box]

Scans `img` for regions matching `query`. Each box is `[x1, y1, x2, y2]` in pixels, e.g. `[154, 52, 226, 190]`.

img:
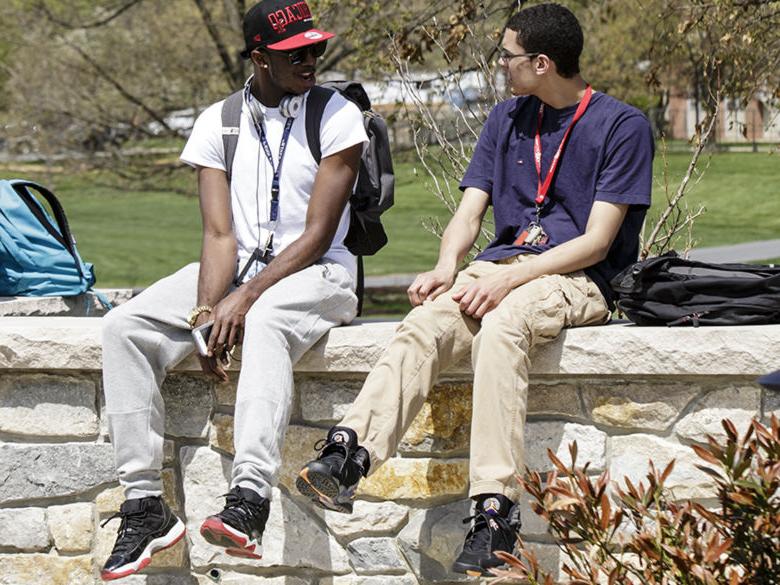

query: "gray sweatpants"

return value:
[102, 262, 357, 500]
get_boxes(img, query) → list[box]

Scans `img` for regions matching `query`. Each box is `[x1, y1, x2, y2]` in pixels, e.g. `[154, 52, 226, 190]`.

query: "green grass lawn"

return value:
[1, 149, 778, 287]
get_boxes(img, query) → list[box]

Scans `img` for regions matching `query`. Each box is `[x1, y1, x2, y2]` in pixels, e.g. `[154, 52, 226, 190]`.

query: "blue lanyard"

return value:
[256, 116, 294, 223]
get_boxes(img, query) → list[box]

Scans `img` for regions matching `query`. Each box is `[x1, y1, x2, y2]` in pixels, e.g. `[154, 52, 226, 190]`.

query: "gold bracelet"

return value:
[187, 305, 213, 328]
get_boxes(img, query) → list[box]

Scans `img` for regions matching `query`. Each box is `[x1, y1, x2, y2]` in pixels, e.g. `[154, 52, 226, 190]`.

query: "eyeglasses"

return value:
[266, 41, 328, 65]
[497, 48, 539, 63]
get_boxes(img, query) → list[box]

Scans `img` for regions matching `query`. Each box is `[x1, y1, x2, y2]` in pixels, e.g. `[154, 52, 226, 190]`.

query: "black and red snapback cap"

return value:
[241, 0, 335, 58]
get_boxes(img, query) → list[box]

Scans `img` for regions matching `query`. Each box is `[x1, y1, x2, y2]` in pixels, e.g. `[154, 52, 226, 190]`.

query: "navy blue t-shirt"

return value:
[460, 92, 654, 307]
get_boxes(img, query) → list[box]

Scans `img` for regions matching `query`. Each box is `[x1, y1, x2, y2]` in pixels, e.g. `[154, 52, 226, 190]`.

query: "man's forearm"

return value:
[503, 201, 628, 289]
[435, 211, 484, 273]
[197, 234, 238, 307]
[506, 233, 606, 287]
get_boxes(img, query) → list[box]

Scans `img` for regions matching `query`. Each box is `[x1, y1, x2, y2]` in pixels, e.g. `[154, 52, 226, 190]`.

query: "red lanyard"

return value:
[533, 85, 593, 206]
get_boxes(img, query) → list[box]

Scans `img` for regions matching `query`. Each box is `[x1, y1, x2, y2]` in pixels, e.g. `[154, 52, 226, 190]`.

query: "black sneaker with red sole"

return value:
[101, 496, 186, 581]
[200, 486, 270, 559]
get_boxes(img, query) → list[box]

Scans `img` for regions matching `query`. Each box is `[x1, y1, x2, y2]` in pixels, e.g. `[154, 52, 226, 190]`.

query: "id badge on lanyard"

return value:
[514, 85, 593, 246]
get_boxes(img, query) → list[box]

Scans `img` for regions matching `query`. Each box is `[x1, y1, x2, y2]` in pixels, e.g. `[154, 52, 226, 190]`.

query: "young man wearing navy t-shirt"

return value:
[297, 3, 654, 576]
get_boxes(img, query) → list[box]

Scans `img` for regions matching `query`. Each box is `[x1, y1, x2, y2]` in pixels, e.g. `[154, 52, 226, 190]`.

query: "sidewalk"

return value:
[364, 239, 780, 290]
[687, 239, 780, 263]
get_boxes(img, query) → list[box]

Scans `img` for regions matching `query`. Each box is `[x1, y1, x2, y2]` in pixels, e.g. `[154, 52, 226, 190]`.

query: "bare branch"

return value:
[191, 0, 244, 89]
[36, 0, 144, 30]
[63, 40, 176, 135]
[640, 100, 720, 260]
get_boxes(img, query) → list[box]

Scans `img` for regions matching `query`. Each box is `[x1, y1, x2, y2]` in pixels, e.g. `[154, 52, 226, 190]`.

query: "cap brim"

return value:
[266, 29, 335, 51]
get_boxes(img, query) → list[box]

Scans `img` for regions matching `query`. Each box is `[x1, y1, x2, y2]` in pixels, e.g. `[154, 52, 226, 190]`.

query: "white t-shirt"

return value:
[180, 90, 368, 285]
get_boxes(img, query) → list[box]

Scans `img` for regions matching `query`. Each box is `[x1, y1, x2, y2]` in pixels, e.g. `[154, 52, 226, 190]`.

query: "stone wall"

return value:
[1, 317, 779, 585]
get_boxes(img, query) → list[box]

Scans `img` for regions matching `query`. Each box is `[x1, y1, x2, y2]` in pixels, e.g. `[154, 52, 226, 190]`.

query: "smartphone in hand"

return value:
[191, 321, 213, 357]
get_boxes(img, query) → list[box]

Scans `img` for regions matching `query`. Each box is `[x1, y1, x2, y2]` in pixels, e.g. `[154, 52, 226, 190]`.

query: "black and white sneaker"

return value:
[100, 496, 185, 581]
[452, 494, 522, 577]
[295, 426, 370, 514]
[199, 486, 270, 559]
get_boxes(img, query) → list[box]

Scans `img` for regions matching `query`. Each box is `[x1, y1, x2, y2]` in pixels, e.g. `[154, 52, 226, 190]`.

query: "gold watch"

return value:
[187, 305, 213, 328]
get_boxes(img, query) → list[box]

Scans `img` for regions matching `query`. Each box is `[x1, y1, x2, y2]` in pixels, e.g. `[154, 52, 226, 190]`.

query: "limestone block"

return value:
[161, 374, 213, 438]
[164, 439, 176, 465]
[214, 380, 238, 406]
[766, 389, 780, 420]
[397, 499, 472, 583]
[117, 576, 200, 585]
[96, 485, 125, 515]
[48, 503, 94, 554]
[0, 289, 132, 317]
[529, 324, 780, 376]
[399, 383, 472, 456]
[95, 515, 188, 571]
[527, 381, 583, 418]
[253, 423, 324, 493]
[522, 542, 565, 581]
[180, 445, 350, 573]
[5, 319, 780, 376]
[0, 508, 50, 552]
[296, 321, 402, 373]
[359, 458, 469, 502]
[196, 575, 309, 585]
[583, 382, 700, 431]
[298, 375, 365, 423]
[675, 385, 761, 443]
[210, 420, 338, 494]
[611, 434, 716, 499]
[209, 413, 235, 456]
[525, 422, 607, 473]
[348, 537, 407, 574]
[0, 373, 98, 438]
[322, 577, 419, 585]
[0, 443, 115, 505]
[516, 493, 550, 538]
[318, 500, 409, 540]
[0, 317, 103, 370]
[0, 554, 92, 585]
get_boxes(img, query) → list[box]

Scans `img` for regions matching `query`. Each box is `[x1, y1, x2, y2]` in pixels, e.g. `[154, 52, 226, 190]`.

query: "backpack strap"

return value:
[305, 86, 335, 164]
[9, 180, 80, 268]
[221, 90, 243, 183]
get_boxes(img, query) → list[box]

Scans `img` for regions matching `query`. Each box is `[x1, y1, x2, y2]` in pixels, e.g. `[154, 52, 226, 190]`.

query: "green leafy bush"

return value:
[492, 416, 780, 584]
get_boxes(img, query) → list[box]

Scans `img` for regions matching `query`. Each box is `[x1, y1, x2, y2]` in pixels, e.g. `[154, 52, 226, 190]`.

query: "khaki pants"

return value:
[340, 255, 609, 502]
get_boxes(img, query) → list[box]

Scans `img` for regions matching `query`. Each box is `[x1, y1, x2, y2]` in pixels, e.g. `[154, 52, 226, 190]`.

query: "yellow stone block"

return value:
[359, 458, 469, 501]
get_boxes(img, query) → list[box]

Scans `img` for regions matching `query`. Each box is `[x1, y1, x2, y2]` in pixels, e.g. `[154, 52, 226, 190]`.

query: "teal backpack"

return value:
[0, 179, 109, 307]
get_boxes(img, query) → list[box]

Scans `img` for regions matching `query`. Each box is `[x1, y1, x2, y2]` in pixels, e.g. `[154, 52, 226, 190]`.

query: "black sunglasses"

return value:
[266, 41, 328, 65]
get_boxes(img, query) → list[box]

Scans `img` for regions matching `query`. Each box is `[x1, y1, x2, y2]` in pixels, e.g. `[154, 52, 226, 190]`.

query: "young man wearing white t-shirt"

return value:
[99, 0, 368, 579]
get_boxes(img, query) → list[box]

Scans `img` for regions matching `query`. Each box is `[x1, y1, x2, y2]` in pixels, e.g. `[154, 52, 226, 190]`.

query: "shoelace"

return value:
[218, 490, 265, 531]
[461, 510, 514, 553]
[101, 509, 149, 555]
[313, 437, 351, 475]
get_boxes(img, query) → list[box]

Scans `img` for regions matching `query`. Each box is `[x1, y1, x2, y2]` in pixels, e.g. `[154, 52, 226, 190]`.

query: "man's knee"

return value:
[102, 302, 136, 345]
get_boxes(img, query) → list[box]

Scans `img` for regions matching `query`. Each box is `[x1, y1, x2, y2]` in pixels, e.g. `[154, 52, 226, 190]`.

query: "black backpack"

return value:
[220, 81, 395, 313]
[611, 251, 780, 326]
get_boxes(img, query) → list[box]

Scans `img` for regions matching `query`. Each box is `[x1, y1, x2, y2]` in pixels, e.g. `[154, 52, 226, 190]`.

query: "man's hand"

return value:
[407, 267, 456, 307]
[451, 271, 514, 319]
[192, 311, 230, 383]
[207, 287, 255, 359]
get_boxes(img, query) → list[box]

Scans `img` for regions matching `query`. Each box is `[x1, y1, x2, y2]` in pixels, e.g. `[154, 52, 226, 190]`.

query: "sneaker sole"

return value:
[200, 516, 263, 559]
[100, 518, 186, 581]
[452, 559, 492, 577]
[296, 467, 353, 514]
